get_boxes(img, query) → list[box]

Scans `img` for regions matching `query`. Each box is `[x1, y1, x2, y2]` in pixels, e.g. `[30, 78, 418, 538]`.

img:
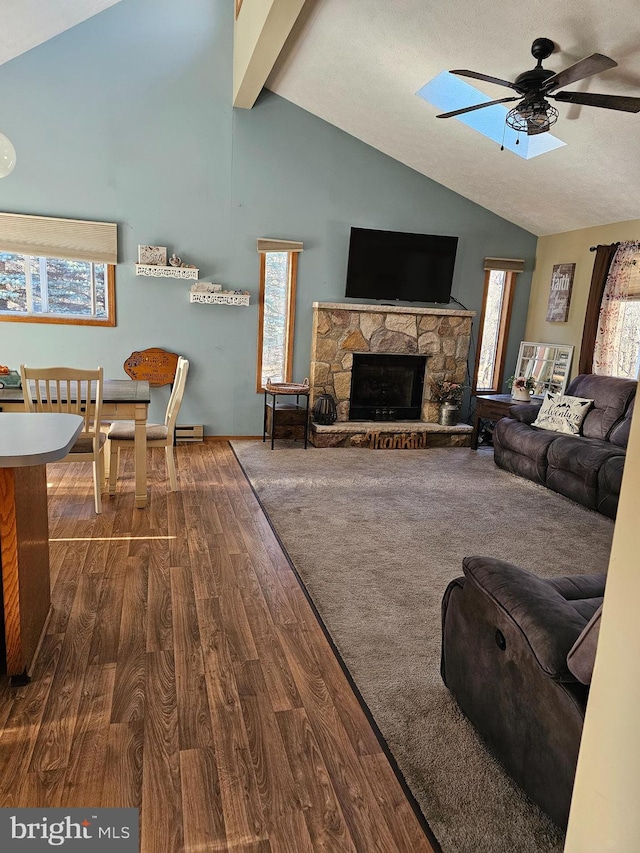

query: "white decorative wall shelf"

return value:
[135, 263, 199, 280]
[190, 291, 250, 306]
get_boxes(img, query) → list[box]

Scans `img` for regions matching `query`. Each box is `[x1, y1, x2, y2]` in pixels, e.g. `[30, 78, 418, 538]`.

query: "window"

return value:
[0, 251, 115, 325]
[0, 211, 117, 326]
[600, 299, 640, 379]
[473, 259, 522, 393]
[592, 243, 640, 379]
[256, 239, 302, 392]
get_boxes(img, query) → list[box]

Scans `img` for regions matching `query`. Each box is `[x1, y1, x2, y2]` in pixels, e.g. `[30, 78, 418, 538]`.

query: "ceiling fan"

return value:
[437, 38, 640, 136]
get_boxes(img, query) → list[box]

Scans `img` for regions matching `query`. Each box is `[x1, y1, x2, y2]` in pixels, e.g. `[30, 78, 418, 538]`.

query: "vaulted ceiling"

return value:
[4, 1, 640, 238]
[266, 0, 640, 236]
[0, 1, 122, 66]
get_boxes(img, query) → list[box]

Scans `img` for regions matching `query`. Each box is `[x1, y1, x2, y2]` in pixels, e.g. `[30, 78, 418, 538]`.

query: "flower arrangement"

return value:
[508, 375, 536, 392]
[431, 377, 465, 405]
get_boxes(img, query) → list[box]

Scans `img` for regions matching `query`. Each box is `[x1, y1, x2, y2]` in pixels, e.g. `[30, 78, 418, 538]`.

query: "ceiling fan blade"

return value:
[543, 53, 617, 92]
[450, 70, 520, 91]
[552, 91, 640, 112]
[436, 96, 519, 119]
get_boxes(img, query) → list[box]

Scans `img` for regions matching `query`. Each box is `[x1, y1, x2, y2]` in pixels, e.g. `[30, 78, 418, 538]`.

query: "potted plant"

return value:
[508, 375, 536, 402]
[431, 378, 465, 425]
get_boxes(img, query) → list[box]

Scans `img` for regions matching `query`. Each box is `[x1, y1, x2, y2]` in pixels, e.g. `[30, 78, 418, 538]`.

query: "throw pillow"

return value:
[532, 392, 594, 435]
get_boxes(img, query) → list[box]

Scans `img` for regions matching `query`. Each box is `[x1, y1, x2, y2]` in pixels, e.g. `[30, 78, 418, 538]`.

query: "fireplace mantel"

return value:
[313, 301, 474, 319]
[310, 301, 475, 424]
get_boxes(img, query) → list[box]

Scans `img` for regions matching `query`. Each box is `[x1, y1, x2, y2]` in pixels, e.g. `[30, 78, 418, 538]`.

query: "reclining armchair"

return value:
[441, 556, 605, 827]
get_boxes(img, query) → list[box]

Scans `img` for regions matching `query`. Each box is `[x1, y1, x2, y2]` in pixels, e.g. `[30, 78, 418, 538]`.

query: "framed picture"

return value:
[546, 263, 575, 322]
[138, 245, 167, 266]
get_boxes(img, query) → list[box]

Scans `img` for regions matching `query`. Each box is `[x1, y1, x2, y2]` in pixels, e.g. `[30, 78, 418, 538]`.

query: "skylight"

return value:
[417, 72, 566, 160]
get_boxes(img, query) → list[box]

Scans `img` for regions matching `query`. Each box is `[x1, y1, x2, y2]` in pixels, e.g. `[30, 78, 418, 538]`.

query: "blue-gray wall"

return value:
[0, 0, 537, 433]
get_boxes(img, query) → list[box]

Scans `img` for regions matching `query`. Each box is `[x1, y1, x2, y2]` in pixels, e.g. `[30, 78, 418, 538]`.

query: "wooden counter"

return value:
[0, 413, 83, 683]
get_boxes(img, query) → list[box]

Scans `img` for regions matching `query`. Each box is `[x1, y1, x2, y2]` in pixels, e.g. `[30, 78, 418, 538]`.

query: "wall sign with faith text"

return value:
[546, 263, 575, 322]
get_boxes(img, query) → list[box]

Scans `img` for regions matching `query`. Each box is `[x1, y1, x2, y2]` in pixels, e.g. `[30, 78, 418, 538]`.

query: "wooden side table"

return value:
[263, 390, 310, 449]
[471, 394, 537, 450]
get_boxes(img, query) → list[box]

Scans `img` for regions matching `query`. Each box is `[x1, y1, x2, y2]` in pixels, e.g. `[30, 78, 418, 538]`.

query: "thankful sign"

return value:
[366, 431, 428, 449]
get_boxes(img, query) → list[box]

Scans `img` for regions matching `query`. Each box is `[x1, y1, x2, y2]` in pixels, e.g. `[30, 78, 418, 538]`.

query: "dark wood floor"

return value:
[0, 441, 435, 852]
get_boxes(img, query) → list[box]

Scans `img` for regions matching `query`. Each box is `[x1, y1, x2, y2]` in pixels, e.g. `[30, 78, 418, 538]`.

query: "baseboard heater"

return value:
[175, 424, 204, 443]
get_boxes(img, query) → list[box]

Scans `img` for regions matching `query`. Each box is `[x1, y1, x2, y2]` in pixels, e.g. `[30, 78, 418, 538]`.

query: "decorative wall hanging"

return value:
[123, 348, 179, 386]
[138, 245, 167, 265]
[546, 263, 575, 322]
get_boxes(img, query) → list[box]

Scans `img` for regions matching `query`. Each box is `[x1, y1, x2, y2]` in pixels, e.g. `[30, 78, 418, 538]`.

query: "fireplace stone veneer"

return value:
[310, 302, 475, 446]
[309, 302, 474, 447]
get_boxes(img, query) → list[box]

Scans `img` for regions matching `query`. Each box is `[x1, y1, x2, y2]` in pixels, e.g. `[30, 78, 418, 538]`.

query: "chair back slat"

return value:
[164, 357, 189, 436]
[19, 365, 104, 438]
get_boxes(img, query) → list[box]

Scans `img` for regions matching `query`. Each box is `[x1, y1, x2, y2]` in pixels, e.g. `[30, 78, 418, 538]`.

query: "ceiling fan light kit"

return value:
[506, 100, 559, 136]
[437, 37, 640, 144]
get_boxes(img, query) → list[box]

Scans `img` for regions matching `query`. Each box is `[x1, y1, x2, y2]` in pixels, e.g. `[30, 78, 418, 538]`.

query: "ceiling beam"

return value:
[233, 0, 307, 109]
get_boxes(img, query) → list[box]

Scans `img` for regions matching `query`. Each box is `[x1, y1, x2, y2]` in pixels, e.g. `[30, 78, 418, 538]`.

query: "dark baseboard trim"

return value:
[230, 440, 442, 853]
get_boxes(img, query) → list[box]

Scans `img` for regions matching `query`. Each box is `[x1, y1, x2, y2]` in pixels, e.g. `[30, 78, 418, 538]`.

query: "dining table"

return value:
[0, 379, 152, 508]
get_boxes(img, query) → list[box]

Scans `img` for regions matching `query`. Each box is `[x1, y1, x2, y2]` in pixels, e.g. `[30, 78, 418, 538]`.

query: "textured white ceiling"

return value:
[267, 0, 640, 236]
[0, 0, 122, 67]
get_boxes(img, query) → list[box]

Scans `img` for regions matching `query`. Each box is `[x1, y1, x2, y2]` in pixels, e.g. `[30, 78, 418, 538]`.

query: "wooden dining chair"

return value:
[19, 365, 106, 513]
[107, 357, 190, 494]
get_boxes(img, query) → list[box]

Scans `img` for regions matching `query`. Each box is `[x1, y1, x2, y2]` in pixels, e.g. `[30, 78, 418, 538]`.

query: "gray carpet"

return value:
[231, 442, 614, 853]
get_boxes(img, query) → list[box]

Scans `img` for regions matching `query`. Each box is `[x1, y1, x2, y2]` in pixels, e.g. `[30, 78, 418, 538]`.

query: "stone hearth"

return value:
[309, 302, 474, 446]
[310, 420, 473, 449]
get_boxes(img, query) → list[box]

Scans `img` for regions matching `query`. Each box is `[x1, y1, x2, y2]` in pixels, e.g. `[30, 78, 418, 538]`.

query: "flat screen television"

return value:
[345, 227, 458, 303]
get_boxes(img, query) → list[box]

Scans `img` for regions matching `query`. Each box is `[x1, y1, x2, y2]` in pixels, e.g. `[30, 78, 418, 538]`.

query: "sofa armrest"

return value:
[508, 402, 542, 424]
[462, 556, 604, 680]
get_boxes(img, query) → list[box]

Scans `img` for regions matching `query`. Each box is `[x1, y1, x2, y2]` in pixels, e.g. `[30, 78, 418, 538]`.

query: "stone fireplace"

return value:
[309, 301, 475, 447]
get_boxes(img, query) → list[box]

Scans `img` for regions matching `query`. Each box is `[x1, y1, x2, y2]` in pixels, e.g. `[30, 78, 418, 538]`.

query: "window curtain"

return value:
[592, 241, 640, 375]
[256, 238, 303, 253]
[483, 258, 525, 272]
[0, 212, 117, 264]
[578, 243, 618, 374]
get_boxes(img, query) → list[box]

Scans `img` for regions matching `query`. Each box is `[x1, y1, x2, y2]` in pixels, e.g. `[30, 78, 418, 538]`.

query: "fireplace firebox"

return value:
[349, 353, 427, 420]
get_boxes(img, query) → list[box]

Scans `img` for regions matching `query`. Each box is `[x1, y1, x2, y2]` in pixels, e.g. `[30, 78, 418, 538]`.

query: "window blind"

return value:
[483, 257, 525, 272]
[257, 238, 303, 253]
[0, 212, 118, 264]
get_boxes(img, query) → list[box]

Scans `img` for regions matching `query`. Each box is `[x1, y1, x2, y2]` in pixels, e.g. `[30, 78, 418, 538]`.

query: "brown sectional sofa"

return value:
[493, 374, 636, 518]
